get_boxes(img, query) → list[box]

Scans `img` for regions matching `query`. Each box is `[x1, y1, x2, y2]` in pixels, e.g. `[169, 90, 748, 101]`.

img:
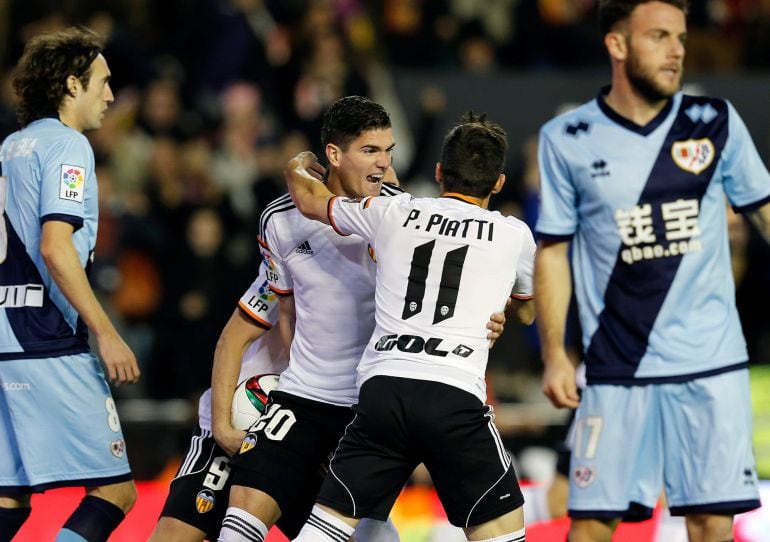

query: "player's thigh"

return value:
[661, 370, 761, 515]
[159, 427, 231, 540]
[463, 507, 524, 541]
[317, 377, 418, 521]
[416, 382, 523, 529]
[229, 391, 354, 538]
[0, 354, 131, 486]
[148, 516, 206, 542]
[567, 384, 661, 521]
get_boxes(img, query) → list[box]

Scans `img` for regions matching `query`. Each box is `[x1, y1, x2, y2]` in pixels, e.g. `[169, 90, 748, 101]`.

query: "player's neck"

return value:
[58, 107, 83, 133]
[440, 191, 489, 209]
[604, 79, 669, 127]
[325, 172, 348, 197]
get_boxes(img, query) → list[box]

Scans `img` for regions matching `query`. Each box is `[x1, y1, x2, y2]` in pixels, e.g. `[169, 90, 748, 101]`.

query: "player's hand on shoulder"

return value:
[97, 330, 140, 385]
[285, 151, 325, 182]
[541, 352, 580, 409]
[213, 423, 247, 457]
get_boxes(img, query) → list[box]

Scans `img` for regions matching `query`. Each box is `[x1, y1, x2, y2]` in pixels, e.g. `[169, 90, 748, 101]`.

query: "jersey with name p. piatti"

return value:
[329, 192, 535, 403]
[536, 91, 770, 385]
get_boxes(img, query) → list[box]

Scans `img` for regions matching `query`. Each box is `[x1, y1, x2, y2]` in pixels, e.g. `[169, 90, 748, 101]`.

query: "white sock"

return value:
[472, 527, 526, 542]
[521, 484, 551, 525]
[218, 506, 268, 542]
[294, 505, 356, 542]
[353, 518, 399, 541]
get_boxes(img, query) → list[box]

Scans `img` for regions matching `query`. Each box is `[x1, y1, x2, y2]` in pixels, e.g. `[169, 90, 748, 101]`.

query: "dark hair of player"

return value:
[13, 26, 104, 127]
[598, 0, 689, 35]
[439, 111, 508, 198]
[321, 95, 391, 151]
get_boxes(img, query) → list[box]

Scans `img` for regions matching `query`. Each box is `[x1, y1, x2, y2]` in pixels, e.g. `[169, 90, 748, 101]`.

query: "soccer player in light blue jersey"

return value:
[534, 1, 770, 541]
[0, 27, 139, 542]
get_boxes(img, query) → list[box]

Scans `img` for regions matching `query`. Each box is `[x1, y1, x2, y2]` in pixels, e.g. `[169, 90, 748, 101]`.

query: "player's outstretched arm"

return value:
[534, 240, 579, 409]
[40, 220, 139, 384]
[284, 151, 334, 224]
[746, 201, 770, 244]
[211, 309, 269, 456]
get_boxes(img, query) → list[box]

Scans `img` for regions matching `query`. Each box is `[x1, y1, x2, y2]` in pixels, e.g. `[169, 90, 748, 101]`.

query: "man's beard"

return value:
[627, 48, 681, 104]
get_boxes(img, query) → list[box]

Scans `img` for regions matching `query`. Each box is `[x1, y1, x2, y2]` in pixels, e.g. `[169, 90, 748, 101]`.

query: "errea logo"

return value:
[565, 121, 590, 137]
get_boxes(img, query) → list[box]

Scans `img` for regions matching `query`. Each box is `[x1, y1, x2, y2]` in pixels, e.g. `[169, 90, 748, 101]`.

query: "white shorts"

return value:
[0, 353, 132, 492]
[567, 369, 760, 519]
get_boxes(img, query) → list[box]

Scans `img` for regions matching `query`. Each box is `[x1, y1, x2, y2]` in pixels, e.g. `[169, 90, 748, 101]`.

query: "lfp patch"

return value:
[60, 164, 86, 202]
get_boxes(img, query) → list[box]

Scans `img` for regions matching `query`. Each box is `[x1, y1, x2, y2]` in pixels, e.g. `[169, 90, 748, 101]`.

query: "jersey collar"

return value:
[441, 192, 482, 207]
[596, 85, 676, 136]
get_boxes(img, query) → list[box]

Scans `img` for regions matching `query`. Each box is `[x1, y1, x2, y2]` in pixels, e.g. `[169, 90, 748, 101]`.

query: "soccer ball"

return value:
[231, 373, 280, 430]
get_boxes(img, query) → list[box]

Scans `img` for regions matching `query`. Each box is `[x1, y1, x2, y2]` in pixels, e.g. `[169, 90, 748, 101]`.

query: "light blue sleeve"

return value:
[39, 133, 94, 224]
[535, 127, 578, 238]
[721, 101, 770, 212]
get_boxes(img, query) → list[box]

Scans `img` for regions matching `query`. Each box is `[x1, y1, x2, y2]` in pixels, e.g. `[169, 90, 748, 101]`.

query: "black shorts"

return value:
[229, 390, 355, 538]
[159, 425, 300, 540]
[316, 376, 524, 528]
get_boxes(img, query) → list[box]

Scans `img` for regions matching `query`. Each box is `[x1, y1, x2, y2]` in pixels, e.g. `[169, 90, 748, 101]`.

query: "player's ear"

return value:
[605, 30, 628, 62]
[65, 74, 81, 97]
[435, 162, 443, 185]
[491, 173, 506, 195]
[326, 143, 341, 167]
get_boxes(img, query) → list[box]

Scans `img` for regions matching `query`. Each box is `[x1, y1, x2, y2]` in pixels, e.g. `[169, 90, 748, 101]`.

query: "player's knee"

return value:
[568, 518, 617, 542]
[89, 480, 137, 513]
[684, 513, 733, 541]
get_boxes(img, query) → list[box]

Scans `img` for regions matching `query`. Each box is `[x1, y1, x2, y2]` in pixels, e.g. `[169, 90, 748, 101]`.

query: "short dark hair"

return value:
[439, 112, 508, 198]
[12, 26, 104, 127]
[598, 0, 688, 34]
[321, 96, 391, 150]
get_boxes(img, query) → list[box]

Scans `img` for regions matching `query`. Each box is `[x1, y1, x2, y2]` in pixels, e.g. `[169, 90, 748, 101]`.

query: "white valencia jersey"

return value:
[329, 192, 535, 402]
[258, 184, 403, 406]
[197, 263, 288, 431]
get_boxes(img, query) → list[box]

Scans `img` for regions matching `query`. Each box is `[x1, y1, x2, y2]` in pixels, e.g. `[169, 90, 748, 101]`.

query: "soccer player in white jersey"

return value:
[284, 112, 536, 542]
[534, 2, 770, 541]
[217, 98, 506, 542]
[0, 27, 140, 542]
[149, 257, 288, 541]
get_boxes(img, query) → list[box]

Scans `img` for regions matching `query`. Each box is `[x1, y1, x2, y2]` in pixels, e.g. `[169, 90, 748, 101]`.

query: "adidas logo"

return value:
[294, 240, 314, 255]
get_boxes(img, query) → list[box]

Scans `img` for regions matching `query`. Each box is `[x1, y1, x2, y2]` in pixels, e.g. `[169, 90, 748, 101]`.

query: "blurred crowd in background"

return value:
[1, 0, 770, 411]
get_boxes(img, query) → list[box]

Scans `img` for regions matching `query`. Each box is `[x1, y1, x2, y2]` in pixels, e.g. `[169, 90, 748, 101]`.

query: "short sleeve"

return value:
[40, 134, 94, 228]
[721, 101, 770, 213]
[535, 128, 578, 239]
[258, 214, 294, 295]
[512, 226, 536, 300]
[237, 259, 280, 328]
[328, 194, 397, 242]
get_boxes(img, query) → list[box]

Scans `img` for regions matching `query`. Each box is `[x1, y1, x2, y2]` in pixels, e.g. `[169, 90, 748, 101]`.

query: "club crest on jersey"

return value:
[671, 138, 714, 174]
[195, 489, 216, 514]
[110, 439, 125, 458]
[239, 433, 257, 454]
[573, 466, 596, 488]
[60, 164, 86, 202]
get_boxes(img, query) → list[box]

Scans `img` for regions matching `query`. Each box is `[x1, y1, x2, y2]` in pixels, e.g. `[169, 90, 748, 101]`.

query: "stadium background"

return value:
[2, 0, 770, 539]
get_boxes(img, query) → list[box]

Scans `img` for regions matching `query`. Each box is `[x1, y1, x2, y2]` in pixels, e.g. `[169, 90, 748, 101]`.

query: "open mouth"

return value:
[366, 174, 383, 184]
